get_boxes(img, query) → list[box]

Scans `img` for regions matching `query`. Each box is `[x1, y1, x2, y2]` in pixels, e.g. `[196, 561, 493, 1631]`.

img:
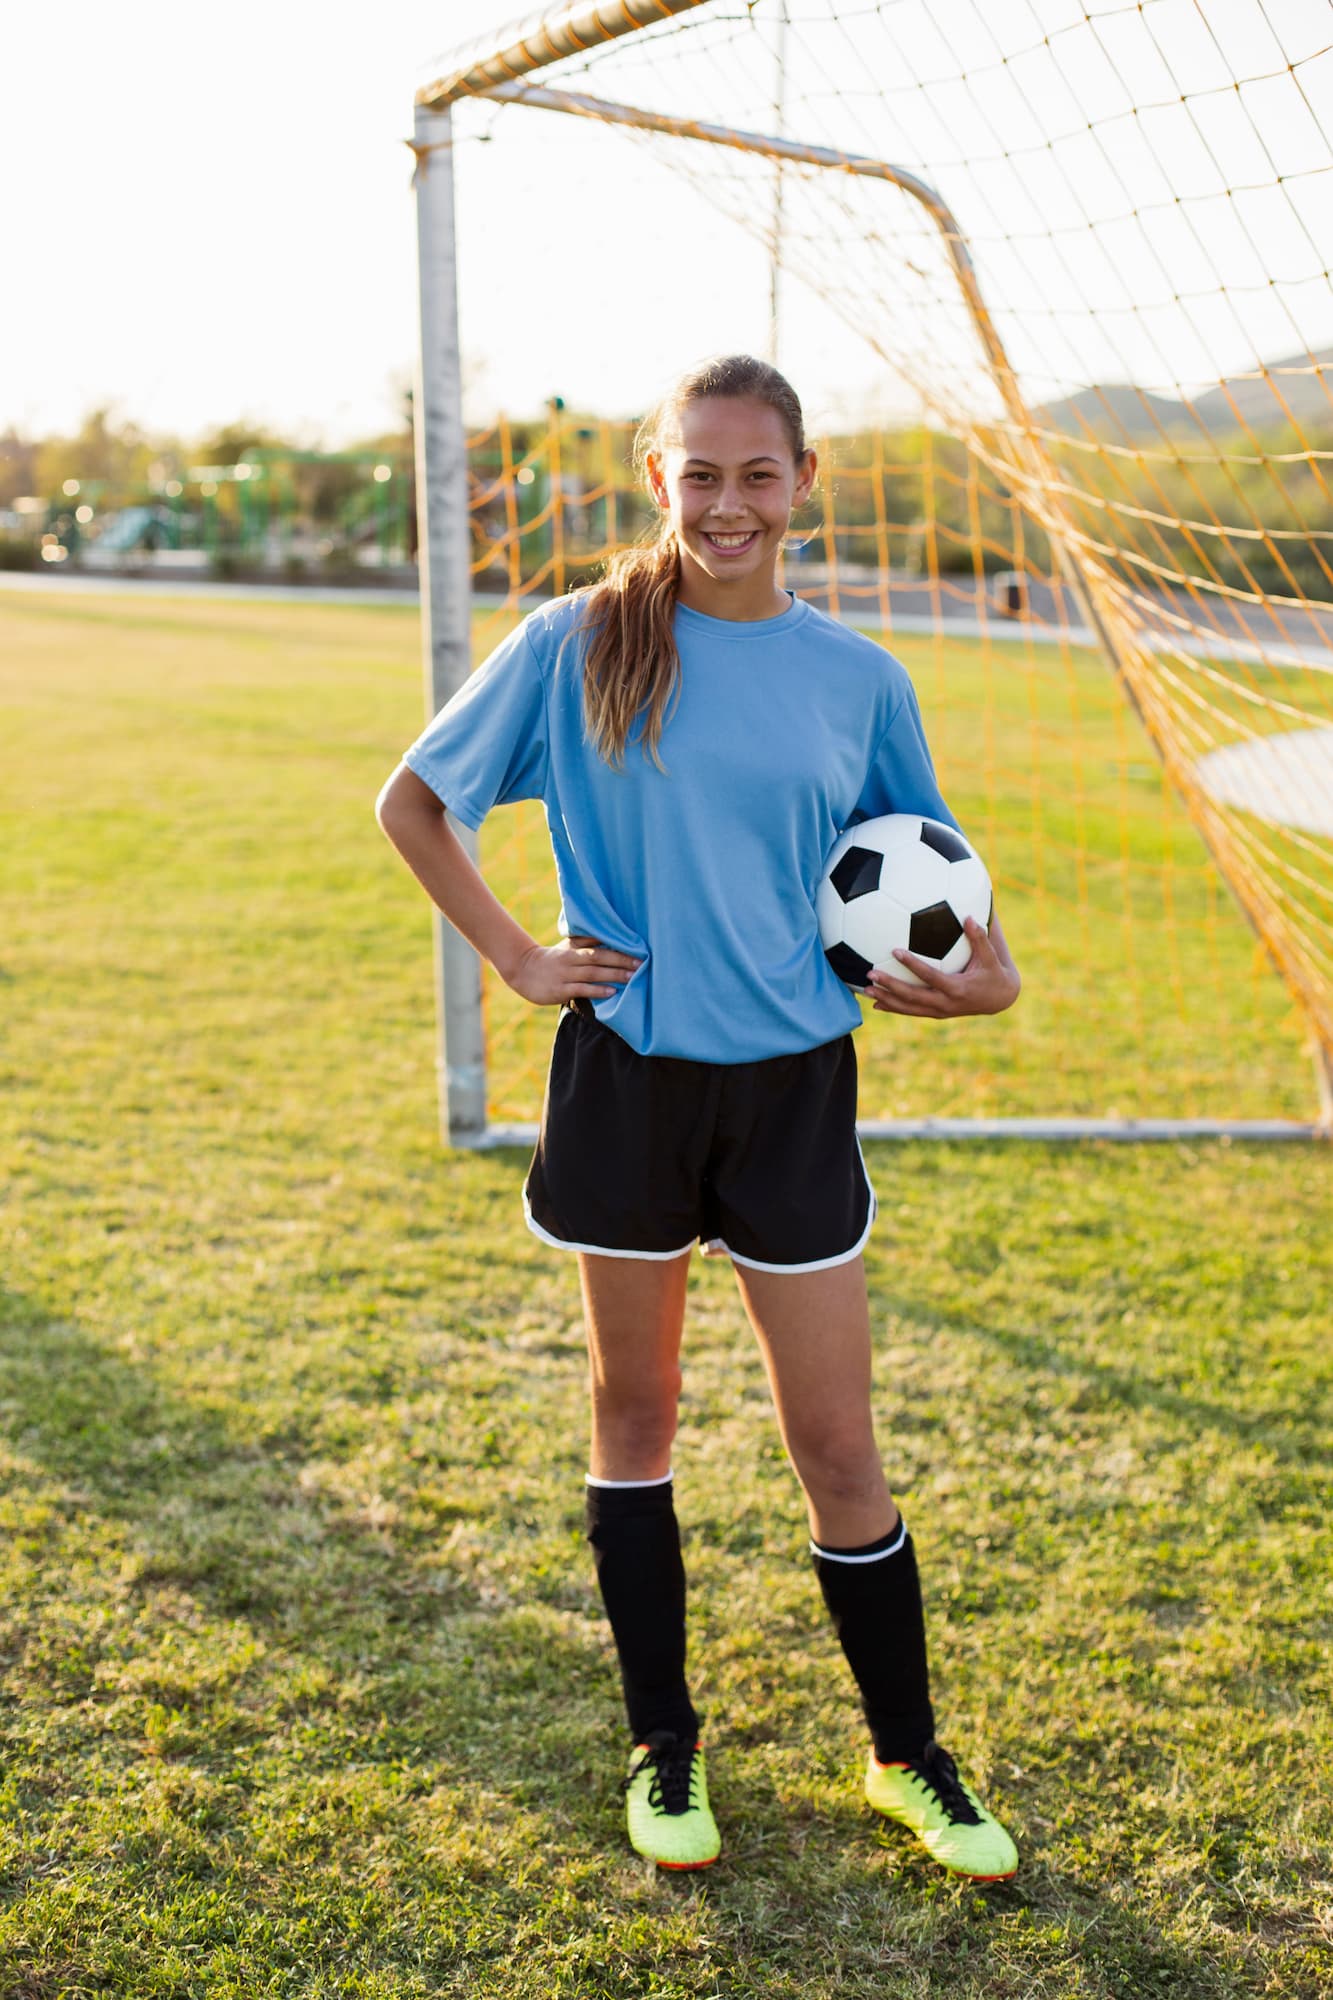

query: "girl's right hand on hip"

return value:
[506, 936, 644, 1007]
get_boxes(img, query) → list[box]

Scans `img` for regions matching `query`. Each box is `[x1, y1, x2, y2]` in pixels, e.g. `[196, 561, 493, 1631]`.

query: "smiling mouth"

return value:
[701, 530, 761, 553]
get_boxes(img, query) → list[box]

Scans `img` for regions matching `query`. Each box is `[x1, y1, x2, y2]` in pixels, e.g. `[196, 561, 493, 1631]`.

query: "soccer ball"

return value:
[817, 814, 993, 991]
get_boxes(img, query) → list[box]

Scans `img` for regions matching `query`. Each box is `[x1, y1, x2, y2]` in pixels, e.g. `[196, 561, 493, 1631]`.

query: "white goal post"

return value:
[409, 0, 1331, 1148]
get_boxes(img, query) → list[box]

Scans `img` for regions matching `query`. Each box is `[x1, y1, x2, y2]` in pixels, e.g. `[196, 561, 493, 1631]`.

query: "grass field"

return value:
[1, 589, 1330, 1997]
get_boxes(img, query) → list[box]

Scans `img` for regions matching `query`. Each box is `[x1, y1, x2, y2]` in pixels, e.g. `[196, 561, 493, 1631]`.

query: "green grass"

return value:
[0, 589, 1330, 1997]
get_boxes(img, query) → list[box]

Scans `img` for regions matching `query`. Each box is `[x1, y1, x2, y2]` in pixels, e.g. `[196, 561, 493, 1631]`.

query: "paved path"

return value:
[1193, 725, 1333, 837]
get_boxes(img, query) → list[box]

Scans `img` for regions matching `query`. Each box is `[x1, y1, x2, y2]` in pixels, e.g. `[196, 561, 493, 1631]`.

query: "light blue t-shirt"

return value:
[403, 589, 961, 1063]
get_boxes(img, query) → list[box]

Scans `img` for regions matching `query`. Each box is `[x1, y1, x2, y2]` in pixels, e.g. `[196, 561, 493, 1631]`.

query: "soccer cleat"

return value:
[865, 1739, 1018, 1880]
[622, 1730, 721, 1870]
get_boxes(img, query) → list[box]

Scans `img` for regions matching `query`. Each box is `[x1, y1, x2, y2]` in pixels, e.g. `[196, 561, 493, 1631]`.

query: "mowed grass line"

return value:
[0, 590, 1329, 1998]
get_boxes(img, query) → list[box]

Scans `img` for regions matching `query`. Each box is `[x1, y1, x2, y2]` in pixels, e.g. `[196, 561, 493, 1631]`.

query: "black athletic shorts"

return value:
[523, 998, 878, 1273]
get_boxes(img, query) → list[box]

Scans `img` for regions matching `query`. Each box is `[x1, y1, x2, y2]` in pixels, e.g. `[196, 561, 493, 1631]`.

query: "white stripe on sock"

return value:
[585, 1469, 674, 1489]
[810, 1518, 907, 1563]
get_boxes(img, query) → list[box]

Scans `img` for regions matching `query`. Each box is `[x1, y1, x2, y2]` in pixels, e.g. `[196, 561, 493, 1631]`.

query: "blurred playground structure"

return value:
[0, 447, 415, 579]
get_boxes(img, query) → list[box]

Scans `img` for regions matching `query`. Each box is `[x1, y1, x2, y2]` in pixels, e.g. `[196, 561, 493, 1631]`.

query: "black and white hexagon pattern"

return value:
[816, 813, 993, 991]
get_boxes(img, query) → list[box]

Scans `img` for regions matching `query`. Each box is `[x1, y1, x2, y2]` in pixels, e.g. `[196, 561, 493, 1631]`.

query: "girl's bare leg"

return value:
[730, 1252, 898, 1547]
[578, 1248, 692, 1482]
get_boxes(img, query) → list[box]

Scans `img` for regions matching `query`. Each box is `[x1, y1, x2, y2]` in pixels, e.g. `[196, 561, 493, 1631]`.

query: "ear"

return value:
[792, 446, 818, 508]
[645, 450, 671, 511]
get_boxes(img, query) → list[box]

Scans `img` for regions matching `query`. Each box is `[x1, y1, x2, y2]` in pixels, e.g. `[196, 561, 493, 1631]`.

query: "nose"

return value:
[707, 484, 748, 520]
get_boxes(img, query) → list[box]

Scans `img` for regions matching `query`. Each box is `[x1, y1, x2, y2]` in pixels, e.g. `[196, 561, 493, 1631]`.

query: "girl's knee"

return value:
[787, 1429, 884, 1506]
[590, 1374, 681, 1463]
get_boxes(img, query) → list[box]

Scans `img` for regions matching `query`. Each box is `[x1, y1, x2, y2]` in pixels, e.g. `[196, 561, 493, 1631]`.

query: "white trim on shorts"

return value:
[521, 1137, 878, 1273]
[718, 1135, 878, 1274]
[522, 1187, 695, 1260]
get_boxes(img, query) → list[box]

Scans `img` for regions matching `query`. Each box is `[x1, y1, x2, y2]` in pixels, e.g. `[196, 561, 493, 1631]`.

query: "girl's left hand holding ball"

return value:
[866, 915, 1021, 1019]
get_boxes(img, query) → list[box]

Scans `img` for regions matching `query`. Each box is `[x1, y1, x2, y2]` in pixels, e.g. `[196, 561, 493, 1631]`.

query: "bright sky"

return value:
[4, 3, 519, 445]
[6, 1, 1331, 446]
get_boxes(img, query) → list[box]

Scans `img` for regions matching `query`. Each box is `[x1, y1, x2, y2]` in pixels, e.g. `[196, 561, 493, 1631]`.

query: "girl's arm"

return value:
[374, 764, 641, 1006]
[865, 907, 1021, 1019]
[376, 764, 537, 985]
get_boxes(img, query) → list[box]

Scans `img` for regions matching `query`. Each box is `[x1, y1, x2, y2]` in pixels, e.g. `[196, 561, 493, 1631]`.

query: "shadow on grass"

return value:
[703, 1764, 1257, 2000]
[881, 1287, 1327, 1468]
[0, 1284, 609, 1784]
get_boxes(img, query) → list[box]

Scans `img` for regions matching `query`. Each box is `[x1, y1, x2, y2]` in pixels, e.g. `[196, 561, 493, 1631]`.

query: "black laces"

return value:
[906, 1741, 983, 1825]
[623, 1730, 698, 1816]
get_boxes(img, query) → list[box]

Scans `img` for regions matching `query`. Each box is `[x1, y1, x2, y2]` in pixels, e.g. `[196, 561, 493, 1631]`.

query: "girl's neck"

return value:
[675, 558, 791, 624]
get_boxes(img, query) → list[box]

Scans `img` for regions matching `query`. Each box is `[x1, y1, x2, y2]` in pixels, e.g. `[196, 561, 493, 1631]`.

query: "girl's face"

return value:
[646, 396, 817, 601]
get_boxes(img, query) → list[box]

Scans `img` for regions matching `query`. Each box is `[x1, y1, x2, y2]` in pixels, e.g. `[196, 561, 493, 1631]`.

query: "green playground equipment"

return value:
[181, 449, 412, 567]
[91, 505, 182, 556]
[184, 458, 295, 560]
[29, 452, 411, 573]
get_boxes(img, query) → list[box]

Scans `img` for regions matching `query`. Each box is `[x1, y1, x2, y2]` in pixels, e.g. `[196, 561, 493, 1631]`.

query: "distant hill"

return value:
[1035, 345, 1333, 441]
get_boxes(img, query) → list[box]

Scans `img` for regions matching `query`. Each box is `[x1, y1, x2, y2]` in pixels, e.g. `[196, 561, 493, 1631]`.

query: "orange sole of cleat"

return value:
[657, 1855, 720, 1872]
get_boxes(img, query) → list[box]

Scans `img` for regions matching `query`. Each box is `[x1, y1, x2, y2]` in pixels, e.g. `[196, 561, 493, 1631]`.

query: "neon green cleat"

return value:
[865, 1740, 1018, 1880]
[622, 1731, 721, 1870]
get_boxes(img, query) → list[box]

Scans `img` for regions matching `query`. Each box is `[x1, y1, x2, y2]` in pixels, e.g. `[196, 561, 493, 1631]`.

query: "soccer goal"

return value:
[409, 0, 1333, 1147]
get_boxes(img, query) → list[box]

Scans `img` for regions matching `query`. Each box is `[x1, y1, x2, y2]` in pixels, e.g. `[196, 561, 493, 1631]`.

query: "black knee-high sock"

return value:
[585, 1475, 700, 1746]
[811, 1517, 936, 1763]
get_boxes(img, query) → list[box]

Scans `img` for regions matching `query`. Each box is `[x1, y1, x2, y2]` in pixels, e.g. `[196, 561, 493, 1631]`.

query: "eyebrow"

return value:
[681, 455, 784, 468]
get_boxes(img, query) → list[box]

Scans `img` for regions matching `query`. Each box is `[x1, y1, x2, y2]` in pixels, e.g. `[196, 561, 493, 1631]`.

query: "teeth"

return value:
[706, 532, 756, 547]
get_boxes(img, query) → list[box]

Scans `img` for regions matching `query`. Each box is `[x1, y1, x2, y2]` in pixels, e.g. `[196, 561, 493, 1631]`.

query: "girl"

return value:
[376, 355, 1022, 1879]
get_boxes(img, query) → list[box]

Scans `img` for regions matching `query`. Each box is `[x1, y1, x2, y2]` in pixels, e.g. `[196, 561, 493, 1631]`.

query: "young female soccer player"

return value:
[376, 355, 1022, 1880]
